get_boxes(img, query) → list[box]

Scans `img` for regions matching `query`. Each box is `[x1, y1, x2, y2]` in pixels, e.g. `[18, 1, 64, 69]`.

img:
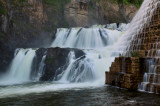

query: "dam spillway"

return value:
[106, 0, 160, 94]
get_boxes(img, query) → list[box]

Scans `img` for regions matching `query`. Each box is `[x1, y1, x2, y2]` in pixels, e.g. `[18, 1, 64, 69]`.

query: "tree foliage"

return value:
[0, 1, 7, 16]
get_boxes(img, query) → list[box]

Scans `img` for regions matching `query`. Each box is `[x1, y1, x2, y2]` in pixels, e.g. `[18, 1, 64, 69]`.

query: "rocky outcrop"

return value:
[25, 0, 48, 25]
[102, 2, 137, 23]
[64, 0, 88, 27]
[0, 0, 53, 48]
[0, 44, 14, 73]
[36, 47, 85, 81]
[65, 0, 138, 27]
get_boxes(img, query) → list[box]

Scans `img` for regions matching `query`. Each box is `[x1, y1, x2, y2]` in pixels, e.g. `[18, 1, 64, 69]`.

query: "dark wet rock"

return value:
[36, 47, 85, 81]
[30, 48, 47, 80]
[0, 42, 14, 73]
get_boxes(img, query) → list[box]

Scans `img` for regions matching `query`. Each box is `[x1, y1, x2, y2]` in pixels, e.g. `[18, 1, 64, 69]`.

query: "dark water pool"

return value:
[0, 85, 160, 106]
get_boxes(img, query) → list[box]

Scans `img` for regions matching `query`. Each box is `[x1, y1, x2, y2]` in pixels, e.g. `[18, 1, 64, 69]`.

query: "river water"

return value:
[0, 82, 160, 106]
[0, 23, 160, 105]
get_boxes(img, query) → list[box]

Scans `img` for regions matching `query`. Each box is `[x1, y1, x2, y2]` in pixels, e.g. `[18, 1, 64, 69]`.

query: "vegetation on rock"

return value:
[117, 0, 143, 7]
[131, 51, 139, 57]
[92, 0, 143, 7]
[42, 0, 71, 12]
[0, 0, 7, 16]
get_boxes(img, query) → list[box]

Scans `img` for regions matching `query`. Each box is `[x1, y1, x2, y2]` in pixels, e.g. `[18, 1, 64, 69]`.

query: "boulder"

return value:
[36, 47, 85, 81]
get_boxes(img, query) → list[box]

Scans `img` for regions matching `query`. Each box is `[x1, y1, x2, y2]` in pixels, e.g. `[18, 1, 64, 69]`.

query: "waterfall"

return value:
[51, 25, 124, 49]
[0, 23, 125, 85]
[111, 0, 160, 93]
[51, 24, 125, 83]
[1, 0, 160, 98]
[114, 0, 160, 93]
[54, 51, 97, 83]
[138, 59, 157, 93]
[0, 49, 36, 85]
[116, 0, 160, 55]
[35, 55, 46, 81]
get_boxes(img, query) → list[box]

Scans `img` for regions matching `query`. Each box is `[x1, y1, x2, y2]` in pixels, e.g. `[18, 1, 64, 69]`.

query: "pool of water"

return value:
[0, 83, 160, 106]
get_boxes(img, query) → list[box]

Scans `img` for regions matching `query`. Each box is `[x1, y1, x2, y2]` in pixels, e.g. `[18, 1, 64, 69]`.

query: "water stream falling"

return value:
[0, 0, 159, 98]
[51, 26, 122, 49]
[0, 23, 126, 97]
[56, 51, 97, 83]
[116, 0, 160, 55]
[138, 59, 158, 93]
[0, 49, 36, 85]
[115, 0, 160, 93]
[50, 24, 125, 83]
[35, 55, 47, 81]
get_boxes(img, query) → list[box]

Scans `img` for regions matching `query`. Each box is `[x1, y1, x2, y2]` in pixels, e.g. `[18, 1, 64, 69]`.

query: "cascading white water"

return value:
[0, 23, 124, 97]
[111, 0, 160, 93]
[51, 24, 126, 84]
[116, 0, 160, 55]
[113, 0, 160, 93]
[0, 23, 125, 86]
[51, 25, 123, 49]
[56, 51, 97, 83]
[0, 49, 36, 85]
[138, 59, 157, 93]
[1, 0, 160, 98]
[35, 55, 46, 81]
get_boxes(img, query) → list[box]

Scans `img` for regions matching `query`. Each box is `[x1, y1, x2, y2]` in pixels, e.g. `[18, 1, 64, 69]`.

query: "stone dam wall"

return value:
[106, 1, 160, 93]
[106, 57, 145, 90]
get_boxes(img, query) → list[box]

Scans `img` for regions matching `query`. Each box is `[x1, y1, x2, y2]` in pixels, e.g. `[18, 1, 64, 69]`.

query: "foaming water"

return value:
[1, 85, 160, 106]
[116, 0, 160, 55]
[51, 25, 124, 49]
[0, 81, 104, 98]
[51, 24, 125, 84]
[0, 49, 36, 85]
[0, 0, 159, 101]
[0, 24, 125, 98]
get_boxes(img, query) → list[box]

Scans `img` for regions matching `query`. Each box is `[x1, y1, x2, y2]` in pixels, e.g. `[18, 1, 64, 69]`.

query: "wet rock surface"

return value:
[65, 0, 138, 27]
[0, 43, 14, 73]
[36, 47, 85, 81]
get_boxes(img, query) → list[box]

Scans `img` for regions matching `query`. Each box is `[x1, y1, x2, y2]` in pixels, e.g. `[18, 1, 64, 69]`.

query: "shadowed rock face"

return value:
[0, 0, 53, 72]
[35, 47, 85, 81]
[0, 0, 139, 72]
[64, 0, 138, 27]
[0, 43, 14, 73]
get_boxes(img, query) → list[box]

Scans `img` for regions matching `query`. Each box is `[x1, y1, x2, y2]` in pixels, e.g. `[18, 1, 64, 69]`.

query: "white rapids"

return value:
[51, 24, 126, 84]
[116, 0, 160, 55]
[51, 26, 123, 49]
[0, 49, 36, 85]
[0, 23, 126, 97]
[0, 0, 156, 98]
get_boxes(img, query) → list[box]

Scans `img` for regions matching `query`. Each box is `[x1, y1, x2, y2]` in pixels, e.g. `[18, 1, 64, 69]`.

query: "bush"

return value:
[131, 51, 139, 57]
[93, 0, 143, 7]
[42, 0, 71, 11]
[0, 1, 7, 16]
